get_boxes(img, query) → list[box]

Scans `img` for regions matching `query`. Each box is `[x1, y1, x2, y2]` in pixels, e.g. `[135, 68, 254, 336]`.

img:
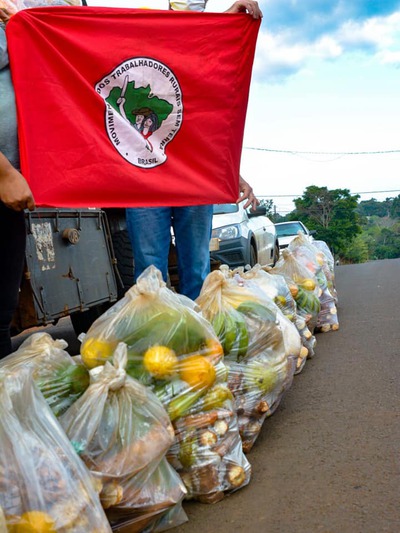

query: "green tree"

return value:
[291, 186, 361, 257]
[258, 198, 274, 218]
[389, 195, 400, 218]
[357, 198, 391, 217]
[341, 234, 369, 263]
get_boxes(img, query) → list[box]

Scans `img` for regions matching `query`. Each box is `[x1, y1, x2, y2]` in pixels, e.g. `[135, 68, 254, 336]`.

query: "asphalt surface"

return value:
[12, 258, 400, 533]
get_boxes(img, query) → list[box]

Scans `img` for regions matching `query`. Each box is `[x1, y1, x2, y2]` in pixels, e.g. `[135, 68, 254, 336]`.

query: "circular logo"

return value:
[95, 57, 183, 168]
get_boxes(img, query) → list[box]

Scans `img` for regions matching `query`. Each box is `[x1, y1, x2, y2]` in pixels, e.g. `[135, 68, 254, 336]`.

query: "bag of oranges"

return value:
[79, 266, 250, 503]
[0, 367, 111, 532]
[197, 268, 297, 453]
[60, 343, 187, 532]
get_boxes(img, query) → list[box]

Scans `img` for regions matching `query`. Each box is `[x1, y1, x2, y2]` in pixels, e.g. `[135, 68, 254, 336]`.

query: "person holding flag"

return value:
[0, 0, 83, 357]
[125, 0, 263, 301]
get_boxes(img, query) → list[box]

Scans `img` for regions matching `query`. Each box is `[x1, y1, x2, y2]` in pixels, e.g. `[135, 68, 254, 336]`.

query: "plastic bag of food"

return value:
[0, 367, 111, 532]
[79, 266, 250, 503]
[236, 265, 310, 373]
[269, 249, 321, 332]
[313, 240, 338, 304]
[288, 234, 339, 332]
[60, 342, 187, 531]
[0, 332, 89, 416]
[252, 264, 317, 366]
[197, 268, 296, 453]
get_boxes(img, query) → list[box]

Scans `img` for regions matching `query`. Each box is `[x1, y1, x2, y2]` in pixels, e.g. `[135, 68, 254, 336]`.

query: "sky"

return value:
[87, 0, 400, 213]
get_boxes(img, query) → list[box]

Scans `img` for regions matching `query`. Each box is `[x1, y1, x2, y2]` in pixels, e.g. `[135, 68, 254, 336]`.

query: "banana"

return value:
[223, 311, 238, 355]
[211, 311, 237, 356]
[234, 312, 249, 360]
[295, 287, 321, 314]
[211, 312, 225, 338]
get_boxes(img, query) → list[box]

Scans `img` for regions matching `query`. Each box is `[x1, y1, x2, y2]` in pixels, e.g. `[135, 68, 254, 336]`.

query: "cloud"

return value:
[254, 1, 400, 81]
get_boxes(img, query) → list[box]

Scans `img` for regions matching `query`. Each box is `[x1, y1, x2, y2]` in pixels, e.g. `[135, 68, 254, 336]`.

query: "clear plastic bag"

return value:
[270, 249, 321, 333]
[79, 266, 250, 503]
[288, 234, 339, 333]
[60, 343, 187, 531]
[197, 268, 296, 453]
[0, 332, 89, 417]
[237, 266, 309, 374]
[313, 240, 338, 304]
[0, 367, 111, 532]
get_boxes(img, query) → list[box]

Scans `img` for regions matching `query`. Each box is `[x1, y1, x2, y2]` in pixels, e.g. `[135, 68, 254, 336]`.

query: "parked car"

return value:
[210, 203, 279, 268]
[274, 220, 315, 250]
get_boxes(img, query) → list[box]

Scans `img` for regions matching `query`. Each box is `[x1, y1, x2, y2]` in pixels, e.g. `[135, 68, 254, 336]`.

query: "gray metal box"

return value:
[16, 208, 118, 329]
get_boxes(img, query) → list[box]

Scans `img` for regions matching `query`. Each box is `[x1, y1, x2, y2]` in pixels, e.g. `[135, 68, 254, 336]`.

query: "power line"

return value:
[258, 189, 400, 198]
[243, 147, 400, 155]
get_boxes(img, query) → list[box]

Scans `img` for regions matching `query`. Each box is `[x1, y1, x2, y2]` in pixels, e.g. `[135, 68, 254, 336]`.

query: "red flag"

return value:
[6, 6, 260, 207]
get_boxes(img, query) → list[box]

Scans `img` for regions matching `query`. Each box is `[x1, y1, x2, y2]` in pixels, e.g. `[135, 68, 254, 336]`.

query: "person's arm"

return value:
[237, 175, 259, 210]
[0, 152, 35, 211]
[224, 1, 262, 19]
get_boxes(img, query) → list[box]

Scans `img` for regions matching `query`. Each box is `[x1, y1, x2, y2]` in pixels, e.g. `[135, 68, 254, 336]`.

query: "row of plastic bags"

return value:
[0, 237, 338, 532]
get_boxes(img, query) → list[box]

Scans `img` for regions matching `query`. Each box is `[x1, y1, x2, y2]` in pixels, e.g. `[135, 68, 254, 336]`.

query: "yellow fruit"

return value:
[274, 295, 287, 306]
[203, 338, 224, 360]
[80, 337, 116, 369]
[179, 355, 216, 391]
[300, 278, 316, 291]
[14, 511, 56, 533]
[143, 345, 178, 379]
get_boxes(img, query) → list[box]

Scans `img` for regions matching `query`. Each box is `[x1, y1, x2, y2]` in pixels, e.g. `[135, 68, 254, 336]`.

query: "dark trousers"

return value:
[0, 202, 26, 358]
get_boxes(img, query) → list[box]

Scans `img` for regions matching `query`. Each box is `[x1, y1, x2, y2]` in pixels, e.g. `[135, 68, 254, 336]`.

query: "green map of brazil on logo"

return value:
[96, 57, 183, 169]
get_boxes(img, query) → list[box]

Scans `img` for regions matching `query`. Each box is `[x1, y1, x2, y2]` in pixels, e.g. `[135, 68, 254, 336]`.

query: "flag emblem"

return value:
[96, 57, 183, 169]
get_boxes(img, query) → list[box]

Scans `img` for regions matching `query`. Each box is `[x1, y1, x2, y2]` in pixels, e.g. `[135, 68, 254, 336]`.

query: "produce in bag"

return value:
[108, 458, 187, 533]
[254, 264, 317, 366]
[0, 332, 89, 416]
[313, 240, 338, 304]
[270, 249, 321, 334]
[235, 265, 309, 374]
[0, 368, 111, 532]
[197, 269, 296, 453]
[79, 266, 250, 503]
[60, 343, 187, 532]
[288, 234, 339, 332]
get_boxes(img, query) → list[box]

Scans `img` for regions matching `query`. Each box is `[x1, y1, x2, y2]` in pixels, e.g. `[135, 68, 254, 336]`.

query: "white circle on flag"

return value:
[96, 57, 183, 168]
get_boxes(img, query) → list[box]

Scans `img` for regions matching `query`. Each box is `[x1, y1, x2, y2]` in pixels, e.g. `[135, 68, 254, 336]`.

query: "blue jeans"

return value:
[126, 205, 213, 300]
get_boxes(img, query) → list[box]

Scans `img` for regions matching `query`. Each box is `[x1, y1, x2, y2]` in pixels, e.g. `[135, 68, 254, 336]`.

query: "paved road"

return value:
[12, 259, 400, 533]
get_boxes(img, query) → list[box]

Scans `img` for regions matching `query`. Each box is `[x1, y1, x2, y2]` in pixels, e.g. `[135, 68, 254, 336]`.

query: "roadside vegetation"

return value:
[264, 186, 400, 263]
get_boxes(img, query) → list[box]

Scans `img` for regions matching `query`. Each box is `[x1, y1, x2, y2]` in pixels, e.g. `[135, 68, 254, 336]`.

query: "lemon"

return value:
[80, 337, 116, 369]
[14, 511, 56, 533]
[274, 295, 287, 306]
[143, 345, 178, 379]
[300, 278, 316, 291]
[179, 355, 216, 391]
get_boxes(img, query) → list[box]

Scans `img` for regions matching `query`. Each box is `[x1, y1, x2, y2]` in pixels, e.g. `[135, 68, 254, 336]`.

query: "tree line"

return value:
[263, 186, 400, 263]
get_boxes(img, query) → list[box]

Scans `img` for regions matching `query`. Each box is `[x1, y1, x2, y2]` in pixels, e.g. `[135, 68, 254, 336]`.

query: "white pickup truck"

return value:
[210, 203, 280, 269]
